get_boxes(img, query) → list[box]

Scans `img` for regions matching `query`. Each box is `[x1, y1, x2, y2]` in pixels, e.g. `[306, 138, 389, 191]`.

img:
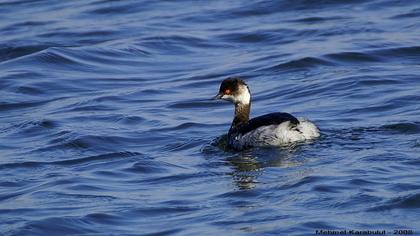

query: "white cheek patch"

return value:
[235, 89, 250, 105]
[221, 94, 235, 102]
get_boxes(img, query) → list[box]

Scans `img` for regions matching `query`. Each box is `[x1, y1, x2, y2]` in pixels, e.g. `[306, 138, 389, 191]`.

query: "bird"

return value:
[213, 77, 320, 150]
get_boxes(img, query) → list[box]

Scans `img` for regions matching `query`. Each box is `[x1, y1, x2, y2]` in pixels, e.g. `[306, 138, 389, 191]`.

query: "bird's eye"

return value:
[224, 89, 231, 94]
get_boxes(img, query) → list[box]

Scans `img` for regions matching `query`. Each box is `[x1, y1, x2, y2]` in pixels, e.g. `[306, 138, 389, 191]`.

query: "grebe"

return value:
[213, 77, 320, 150]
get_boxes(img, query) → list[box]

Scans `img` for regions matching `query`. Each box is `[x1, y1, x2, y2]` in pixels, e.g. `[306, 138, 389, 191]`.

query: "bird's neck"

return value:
[231, 102, 250, 130]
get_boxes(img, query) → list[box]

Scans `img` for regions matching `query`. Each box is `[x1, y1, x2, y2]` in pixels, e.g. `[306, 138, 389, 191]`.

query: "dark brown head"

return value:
[213, 77, 251, 105]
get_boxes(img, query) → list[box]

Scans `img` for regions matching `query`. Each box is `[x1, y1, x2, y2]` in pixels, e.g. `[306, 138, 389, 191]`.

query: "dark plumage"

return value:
[234, 112, 299, 136]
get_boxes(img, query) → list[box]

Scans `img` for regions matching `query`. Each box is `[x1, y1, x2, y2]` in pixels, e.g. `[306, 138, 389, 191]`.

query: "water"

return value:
[1, 0, 419, 235]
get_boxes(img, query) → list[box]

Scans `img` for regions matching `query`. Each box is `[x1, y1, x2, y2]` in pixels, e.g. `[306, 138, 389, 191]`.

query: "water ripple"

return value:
[0, 151, 141, 170]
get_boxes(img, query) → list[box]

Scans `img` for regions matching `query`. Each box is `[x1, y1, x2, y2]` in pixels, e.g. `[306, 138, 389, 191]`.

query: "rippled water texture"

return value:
[1, 0, 420, 235]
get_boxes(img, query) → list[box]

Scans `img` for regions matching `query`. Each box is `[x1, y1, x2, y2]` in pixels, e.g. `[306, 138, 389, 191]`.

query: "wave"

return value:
[0, 44, 51, 63]
[369, 193, 420, 211]
[0, 151, 141, 170]
[262, 57, 334, 72]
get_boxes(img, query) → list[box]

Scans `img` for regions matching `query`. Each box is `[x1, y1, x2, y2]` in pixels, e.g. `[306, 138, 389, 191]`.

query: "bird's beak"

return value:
[212, 93, 223, 100]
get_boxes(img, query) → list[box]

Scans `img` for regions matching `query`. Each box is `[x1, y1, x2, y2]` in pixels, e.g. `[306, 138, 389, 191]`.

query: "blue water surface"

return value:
[1, 0, 420, 235]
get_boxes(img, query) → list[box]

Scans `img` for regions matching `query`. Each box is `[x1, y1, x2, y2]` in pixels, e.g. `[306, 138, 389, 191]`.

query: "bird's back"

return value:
[228, 112, 302, 150]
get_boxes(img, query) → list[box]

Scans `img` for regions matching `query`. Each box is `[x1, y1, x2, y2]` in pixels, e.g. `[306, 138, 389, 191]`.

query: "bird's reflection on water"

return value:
[205, 134, 308, 190]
